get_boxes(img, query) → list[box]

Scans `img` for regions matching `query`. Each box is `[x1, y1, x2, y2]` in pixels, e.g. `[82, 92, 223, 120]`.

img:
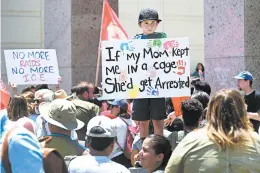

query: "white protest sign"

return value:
[101, 37, 190, 99]
[4, 49, 59, 85]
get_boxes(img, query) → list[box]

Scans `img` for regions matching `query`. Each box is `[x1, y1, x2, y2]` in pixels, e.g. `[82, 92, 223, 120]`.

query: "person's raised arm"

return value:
[9, 82, 18, 95]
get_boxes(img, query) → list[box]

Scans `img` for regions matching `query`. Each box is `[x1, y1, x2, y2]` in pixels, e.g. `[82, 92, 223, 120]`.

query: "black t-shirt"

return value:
[245, 90, 260, 132]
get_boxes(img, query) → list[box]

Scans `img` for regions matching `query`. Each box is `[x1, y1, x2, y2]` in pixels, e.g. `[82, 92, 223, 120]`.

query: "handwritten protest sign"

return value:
[4, 49, 59, 85]
[101, 37, 190, 99]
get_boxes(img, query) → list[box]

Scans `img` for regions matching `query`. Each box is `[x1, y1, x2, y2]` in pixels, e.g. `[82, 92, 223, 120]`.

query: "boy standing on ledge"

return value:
[132, 8, 167, 141]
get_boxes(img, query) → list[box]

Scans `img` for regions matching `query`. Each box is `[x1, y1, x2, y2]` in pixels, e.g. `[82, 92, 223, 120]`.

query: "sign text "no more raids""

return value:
[4, 49, 59, 85]
[101, 37, 190, 100]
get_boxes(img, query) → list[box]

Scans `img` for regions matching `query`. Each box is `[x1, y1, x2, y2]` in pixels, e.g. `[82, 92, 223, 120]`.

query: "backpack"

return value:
[1, 128, 68, 173]
[116, 117, 139, 160]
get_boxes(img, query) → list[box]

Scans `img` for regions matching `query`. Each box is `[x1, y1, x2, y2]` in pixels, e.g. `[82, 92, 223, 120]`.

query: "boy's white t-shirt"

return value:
[109, 117, 134, 159]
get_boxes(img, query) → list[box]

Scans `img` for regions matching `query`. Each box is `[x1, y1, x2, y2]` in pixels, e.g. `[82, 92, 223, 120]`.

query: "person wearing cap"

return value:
[234, 71, 260, 132]
[134, 8, 166, 39]
[132, 8, 167, 147]
[39, 99, 88, 157]
[108, 99, 134, 168]
[68, 116, 130, 173]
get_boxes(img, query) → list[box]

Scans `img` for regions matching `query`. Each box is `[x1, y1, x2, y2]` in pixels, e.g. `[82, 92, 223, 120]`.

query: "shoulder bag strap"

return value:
[115, 140, 123, 151]
[115, 117, 128, 152]
[119, 117, 129, 126]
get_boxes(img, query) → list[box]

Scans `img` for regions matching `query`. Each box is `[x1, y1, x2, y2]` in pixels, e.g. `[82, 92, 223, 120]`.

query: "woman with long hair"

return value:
[7, 95, 29, 121]
[192, 63, 205, 81]
[165, 89, 260, 173]
[6, 95, 35, 133]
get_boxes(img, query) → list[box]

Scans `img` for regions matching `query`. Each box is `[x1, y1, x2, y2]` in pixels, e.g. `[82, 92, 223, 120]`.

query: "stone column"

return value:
[71, 0, 118, 86]
[204, 0, 260, 94]
[244, 0, 260, 89]
[45, 0, 118, 92]
[44, 0, 72, 92]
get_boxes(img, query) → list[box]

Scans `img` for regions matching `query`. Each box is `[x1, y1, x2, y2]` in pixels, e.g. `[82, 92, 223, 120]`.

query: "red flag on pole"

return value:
[0, 77, 10, 110]
[95, 0, 129, 86]
[100, 0, 129, 41]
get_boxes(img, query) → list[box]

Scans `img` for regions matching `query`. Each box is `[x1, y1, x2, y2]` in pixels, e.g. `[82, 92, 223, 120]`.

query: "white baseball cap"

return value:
[86, 116, 117, 138]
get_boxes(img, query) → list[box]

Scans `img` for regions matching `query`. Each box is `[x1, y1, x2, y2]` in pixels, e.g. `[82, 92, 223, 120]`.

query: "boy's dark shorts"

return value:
[132, 98, 166, 121]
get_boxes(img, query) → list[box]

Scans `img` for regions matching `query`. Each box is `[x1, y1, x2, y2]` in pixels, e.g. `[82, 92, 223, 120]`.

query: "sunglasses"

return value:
[34, 99, 40, 104]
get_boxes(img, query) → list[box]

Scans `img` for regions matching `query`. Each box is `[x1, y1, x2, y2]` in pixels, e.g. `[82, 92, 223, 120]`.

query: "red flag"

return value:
[101, 0, 128, 41]
[95, 0, 128, 86]
[0, 77, 10, 110]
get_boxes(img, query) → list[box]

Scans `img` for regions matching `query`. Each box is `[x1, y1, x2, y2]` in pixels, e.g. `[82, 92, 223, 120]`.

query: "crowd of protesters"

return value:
[0, 69, 259, 173]
[0, 7, 260, 173]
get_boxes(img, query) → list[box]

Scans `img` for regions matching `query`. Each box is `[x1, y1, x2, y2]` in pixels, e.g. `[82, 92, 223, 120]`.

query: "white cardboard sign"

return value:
[101, 37, 190, 99]
[4, 49, 59, 85]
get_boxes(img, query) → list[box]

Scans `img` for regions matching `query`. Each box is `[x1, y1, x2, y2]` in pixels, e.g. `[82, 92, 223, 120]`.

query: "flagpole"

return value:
[95, 0, 105, 87]
[95, 47, 101, 87]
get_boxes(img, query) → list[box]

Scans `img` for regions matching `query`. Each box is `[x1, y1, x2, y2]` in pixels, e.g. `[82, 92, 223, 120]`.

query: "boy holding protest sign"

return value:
[132, 8, 167, 141]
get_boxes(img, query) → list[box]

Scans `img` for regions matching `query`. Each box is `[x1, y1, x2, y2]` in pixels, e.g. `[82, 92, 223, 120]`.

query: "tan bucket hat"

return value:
[39, 99, 84, 130]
